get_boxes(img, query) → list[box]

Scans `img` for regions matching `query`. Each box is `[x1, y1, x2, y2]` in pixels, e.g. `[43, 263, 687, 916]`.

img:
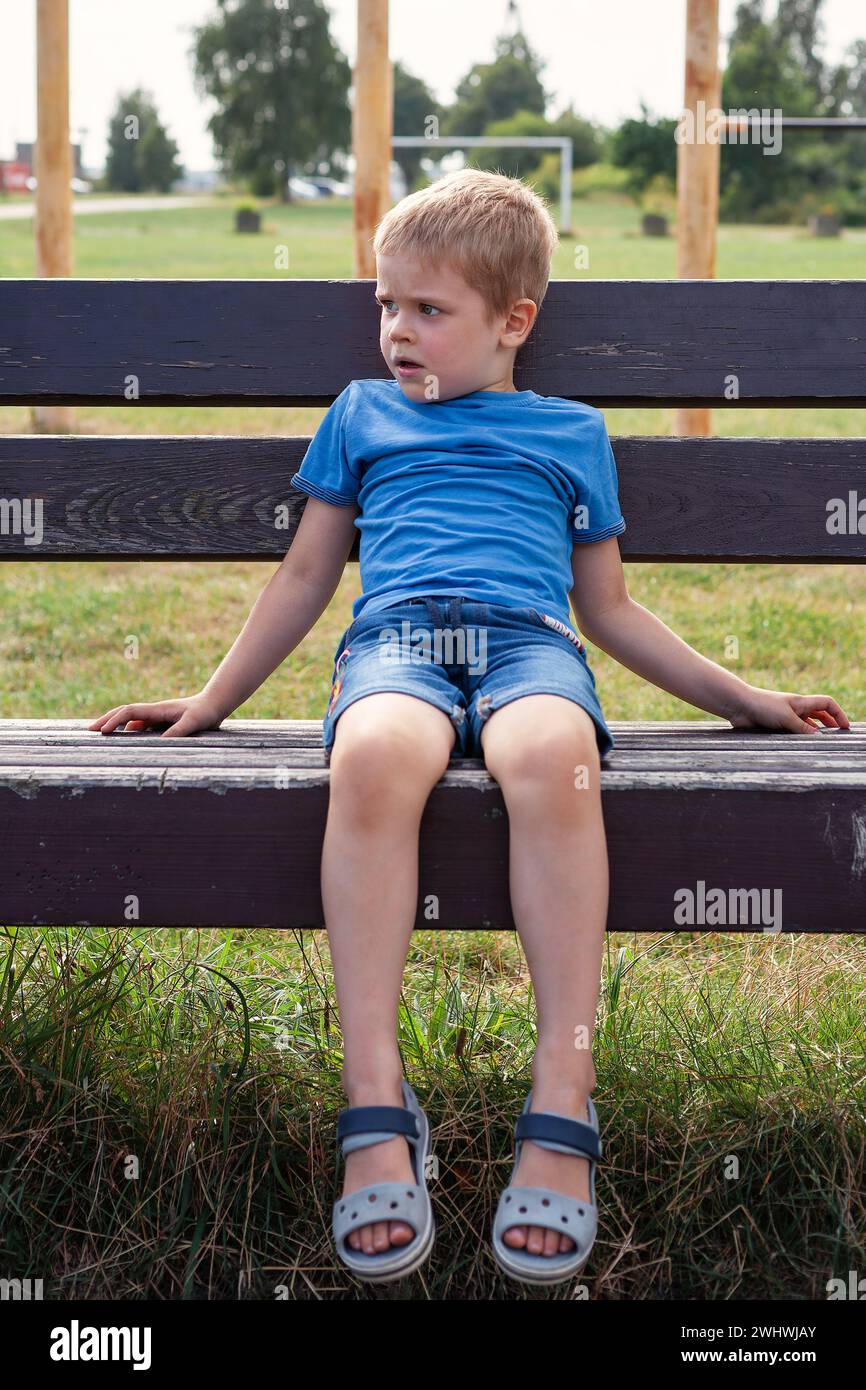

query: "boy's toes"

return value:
[349, 1223, 378, 1253]
[503, 1224, 577, 1255]
[543, 1228, 561, 1256]
[526, 1225, 548, 1255]
[348, 1219, 415, 1254]
[503, 1224, 527, 1248]
[367, 1220, 390, 1253]
[528, 1225, 570, 1255]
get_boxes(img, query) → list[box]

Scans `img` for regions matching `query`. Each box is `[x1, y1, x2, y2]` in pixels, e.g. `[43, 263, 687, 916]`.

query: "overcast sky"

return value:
[1, 0, 864, 171]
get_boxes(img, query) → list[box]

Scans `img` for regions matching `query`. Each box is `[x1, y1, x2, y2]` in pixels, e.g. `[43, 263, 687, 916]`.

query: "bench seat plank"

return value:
[1, 719, 863, 933]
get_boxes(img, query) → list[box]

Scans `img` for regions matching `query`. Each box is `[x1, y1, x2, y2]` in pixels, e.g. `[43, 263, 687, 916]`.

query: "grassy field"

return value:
[1, 194, 864, 1299]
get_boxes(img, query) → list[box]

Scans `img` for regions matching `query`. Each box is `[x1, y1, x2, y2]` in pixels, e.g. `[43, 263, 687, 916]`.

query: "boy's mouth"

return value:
[394, 357, 423, 377]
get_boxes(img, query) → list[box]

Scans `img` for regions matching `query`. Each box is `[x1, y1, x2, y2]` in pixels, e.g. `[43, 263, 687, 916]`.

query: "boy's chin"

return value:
[391, 372, 452, 402]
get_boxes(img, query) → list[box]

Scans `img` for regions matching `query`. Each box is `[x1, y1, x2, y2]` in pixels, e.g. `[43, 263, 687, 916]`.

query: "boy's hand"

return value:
[88, 694, 226, 739]
[727, 685, 851, 735]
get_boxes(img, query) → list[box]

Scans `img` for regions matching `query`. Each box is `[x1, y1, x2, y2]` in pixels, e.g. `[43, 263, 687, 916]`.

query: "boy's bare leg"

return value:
[481, 695, 607, 1259]
[323, 692, 456, 1256]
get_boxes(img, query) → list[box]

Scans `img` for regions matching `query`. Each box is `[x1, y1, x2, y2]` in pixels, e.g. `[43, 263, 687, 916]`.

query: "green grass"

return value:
[0, 197, 358, 278]
[2, 194, 864, 1299]
[3, 190, 866, 278]
[1, 924, 863, 1299]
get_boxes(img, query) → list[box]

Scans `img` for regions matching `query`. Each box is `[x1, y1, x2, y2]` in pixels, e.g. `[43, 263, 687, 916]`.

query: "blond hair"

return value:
[371, 168, 559, 328]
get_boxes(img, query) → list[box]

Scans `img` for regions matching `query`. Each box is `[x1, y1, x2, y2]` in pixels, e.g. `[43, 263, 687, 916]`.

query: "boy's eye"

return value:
[379, 300, 439, 317]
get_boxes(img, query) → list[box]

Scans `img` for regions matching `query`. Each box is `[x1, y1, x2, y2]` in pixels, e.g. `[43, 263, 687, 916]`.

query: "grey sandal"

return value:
[332, 1078, 435, 1283]
[491, 1089, 601, 1286]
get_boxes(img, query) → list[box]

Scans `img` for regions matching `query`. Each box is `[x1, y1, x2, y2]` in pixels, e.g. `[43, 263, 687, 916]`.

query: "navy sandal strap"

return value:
[515, 1112, 601, 1163]
[337, 1104, 420, 1144]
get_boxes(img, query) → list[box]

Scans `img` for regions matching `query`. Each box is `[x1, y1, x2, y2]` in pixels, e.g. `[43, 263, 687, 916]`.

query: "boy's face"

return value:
[376, 251, 536, 402]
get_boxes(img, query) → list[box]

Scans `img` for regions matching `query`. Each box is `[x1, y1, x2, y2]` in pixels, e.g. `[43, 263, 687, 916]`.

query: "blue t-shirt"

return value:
[290, 378, 626, 627]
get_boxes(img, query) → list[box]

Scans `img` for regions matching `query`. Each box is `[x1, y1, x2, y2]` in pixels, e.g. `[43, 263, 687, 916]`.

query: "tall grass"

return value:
[1, 925, 863, 1299]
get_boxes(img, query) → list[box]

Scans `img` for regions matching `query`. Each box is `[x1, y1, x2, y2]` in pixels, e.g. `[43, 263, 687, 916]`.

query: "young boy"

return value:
[89, 169, 849, 1285]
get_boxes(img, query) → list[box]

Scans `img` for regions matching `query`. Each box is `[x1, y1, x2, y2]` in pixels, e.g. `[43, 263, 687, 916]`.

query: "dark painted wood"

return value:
[0, 720, 863, 931]
[3, 278, 866, 406]
[3, 276, 865, 933]
[2, 435, 866, 561]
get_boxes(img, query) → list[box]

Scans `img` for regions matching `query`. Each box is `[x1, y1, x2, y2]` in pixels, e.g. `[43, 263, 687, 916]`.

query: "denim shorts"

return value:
[322, 594, 614, 762]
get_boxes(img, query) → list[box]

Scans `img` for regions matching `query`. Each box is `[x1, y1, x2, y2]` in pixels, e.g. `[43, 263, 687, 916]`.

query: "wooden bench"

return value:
[1, 278, 864, 931]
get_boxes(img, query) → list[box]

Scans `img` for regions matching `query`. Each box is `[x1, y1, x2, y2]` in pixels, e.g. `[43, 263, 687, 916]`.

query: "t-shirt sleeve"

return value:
[290, 382, 360, 507]
[571, 413, 627, 543]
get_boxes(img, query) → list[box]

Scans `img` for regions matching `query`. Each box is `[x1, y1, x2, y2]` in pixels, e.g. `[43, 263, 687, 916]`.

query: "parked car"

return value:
[25, 176, 93, 193]
[303, 175, 352, 198]
[286, 176, 326, 199]
[338, 164, 407, 201]
[292, 164, 405, 201]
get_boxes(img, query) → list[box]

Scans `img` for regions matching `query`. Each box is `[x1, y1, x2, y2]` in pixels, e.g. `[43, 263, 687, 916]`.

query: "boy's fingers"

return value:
[95, 713, 124, 734]
[88, 706, 124, 729]
[797, 696, 850, 729]
[160, 710, 202, 738]
[822, 698, 850, 727]
[97, 705, 155, 734]
[91, 701, 199, 735]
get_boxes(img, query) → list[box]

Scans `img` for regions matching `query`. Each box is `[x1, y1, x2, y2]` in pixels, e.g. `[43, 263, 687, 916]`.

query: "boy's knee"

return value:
[329, 710, 452, 801]
[485, 708, 600, 790]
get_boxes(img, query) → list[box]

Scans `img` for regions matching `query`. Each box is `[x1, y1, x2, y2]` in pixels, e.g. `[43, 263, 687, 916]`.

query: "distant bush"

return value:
[720, 181, 866, 228]
[532, 156, 631, 203]
[639, 172, 677, 216]
[571, 162, 632, 199]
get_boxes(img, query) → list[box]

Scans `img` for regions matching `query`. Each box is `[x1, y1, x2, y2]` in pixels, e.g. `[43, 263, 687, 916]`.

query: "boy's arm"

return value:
[569, 538, 850, 735]
[199, 497, 360, 720]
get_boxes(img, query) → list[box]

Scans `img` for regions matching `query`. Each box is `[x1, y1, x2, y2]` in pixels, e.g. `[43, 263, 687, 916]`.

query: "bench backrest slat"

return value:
[2, 279, 866, 406]
[2, 436, 865, 561]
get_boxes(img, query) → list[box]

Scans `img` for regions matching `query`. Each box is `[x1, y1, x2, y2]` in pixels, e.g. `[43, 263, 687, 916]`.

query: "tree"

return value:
[441, 28, 548, 141]
[392, 62, 445, 194]
[826, 38, 866, 119]
[104, 89, 183, 193]
[549, 106, 605, 170]
[775, 0, 827, 100]
[468, 106, 602, 183]
[190, 0, 351, 201]
[610, 0, 866, 225]
[821, 39, 866, 219]
[138, 123, 184, 192]
[720, 14, 818, 221]
[474, 110, 558, 180]
[727, 0, 769, 50]
[609, 102, 678, 197]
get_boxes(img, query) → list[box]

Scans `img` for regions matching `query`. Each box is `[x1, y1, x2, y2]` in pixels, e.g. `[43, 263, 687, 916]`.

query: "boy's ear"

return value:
[505, 298, 539, 347]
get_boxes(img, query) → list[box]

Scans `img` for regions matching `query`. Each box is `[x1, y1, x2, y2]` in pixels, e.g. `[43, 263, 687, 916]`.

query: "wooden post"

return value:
[33, 0, 75, 433]
[353, 0, 391, 278]
[675, 0, 720, 438]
